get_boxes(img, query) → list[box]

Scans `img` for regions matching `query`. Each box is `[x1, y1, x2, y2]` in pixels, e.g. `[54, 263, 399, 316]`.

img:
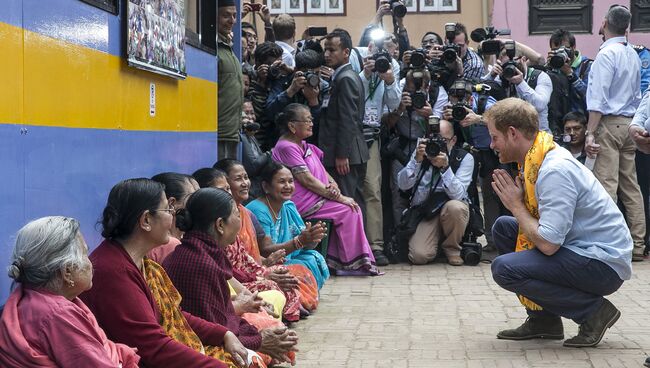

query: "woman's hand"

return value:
[262, 249, 286, 267]
[259, 326, 299, 364]
[266, 268, 299, 291]
[336, 195, 360, 212]
[232, 290, 264, 316]
[299, 222, 326, 247]
[223, 331, 248, 368]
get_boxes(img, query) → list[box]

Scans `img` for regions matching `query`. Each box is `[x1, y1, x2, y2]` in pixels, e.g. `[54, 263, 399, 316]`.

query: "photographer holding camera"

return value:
[397, 119, 474, 266]
[358, 33, 402, 266]
[487, 42, 552, 132]
[249, 42, 293, 150]
[547, 29, 592, 115]
[442, 79, 510, 250]
[383, 67, 448, 225]
[266, 49, 329, 144]
[451, 23, 484, 81]
[359, 0, 410, 61]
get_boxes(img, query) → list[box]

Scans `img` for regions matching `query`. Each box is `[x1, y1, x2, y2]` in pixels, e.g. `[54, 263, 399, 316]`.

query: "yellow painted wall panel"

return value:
[21, 29, 216, 132]
[0, 22, 24, 124]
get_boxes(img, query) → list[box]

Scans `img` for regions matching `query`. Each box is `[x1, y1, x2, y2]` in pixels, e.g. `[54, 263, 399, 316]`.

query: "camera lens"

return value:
[305, 72, 320, 87]
[374, 56, 391, 73]
[460, 243, 482, 266]
[411, 92, 427, 109]
[452, 104, 468, 121]
[502, 63, 517, 79]
[390, 1, 407, 17]
[425, 140, 441, 157]
[269, 65, 280, 79]
[410, 52, 426, 68]
[442, 48, 457, 63]
[549, 54, 565, 69]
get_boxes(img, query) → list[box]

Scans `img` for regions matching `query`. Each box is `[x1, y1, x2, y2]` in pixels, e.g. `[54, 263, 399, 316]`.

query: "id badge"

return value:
[364, 106, 379, 127]
[322, 95, 330, 108]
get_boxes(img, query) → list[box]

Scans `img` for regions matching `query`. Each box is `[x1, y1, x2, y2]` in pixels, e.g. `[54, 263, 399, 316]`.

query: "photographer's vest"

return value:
[408, 147, 469, 200]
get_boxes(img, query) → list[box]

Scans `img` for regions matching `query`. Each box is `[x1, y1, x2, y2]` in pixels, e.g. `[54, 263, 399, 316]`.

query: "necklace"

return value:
[265, 195, 280, 222]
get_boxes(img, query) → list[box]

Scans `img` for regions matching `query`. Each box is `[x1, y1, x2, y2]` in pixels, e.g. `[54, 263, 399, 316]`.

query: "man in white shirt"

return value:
[586, 5, 646, 262]
[488, 52, 553, 132]
[397, 119, 474, 266]
[273, 14, 296, 68]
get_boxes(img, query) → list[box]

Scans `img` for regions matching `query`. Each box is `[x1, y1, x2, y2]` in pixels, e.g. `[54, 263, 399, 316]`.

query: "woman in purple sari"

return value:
[271, 103, 381, 276]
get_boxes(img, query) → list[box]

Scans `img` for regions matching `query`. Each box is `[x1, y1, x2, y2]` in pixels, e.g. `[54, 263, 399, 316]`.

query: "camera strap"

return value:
[365, 75, 381, 102]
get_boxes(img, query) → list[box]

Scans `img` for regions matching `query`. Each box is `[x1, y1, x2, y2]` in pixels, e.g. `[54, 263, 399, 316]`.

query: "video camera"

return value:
[447, 79, 491, 121]
[442, 23, 461, 64]
[424, 116, 448, 157]
[501, 40, 518, 80]
[548, 46, 574, 69]
[470, 26, 511, 55]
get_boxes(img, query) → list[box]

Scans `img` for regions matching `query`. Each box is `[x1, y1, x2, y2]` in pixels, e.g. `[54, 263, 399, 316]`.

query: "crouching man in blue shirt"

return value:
[485, 98, 632, 348]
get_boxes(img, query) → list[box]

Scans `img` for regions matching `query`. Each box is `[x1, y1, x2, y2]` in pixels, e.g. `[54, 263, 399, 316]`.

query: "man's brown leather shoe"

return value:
[497, 316, 564, 340]
[563, 298, 620, 348]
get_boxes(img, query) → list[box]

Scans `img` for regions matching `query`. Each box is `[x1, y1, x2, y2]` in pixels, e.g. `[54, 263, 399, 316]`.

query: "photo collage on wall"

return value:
[127, 0, 187, 79]
[267, 0, 345, 14]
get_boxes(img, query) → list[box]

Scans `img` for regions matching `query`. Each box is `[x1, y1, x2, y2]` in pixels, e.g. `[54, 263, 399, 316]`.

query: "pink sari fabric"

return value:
[272, 139, 379, 274]
[0, 286, 139, 367]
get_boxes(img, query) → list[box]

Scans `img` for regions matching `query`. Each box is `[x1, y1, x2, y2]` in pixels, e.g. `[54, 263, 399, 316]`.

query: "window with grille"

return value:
[631, 0, 650, 32]
[529, 0, 592, 34]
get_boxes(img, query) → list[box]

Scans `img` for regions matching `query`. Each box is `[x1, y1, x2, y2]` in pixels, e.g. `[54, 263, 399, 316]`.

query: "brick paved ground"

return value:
[292, 254, 650, 367]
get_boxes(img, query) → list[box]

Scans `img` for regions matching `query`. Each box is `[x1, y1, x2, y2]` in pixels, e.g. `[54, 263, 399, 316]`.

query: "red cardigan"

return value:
[80, 239, 230, 368]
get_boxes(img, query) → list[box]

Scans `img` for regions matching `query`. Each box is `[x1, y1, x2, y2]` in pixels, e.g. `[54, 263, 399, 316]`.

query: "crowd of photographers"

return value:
[218, 0, 650, 268]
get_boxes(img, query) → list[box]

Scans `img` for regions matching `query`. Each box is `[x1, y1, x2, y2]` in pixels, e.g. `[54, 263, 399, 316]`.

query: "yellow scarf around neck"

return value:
[515, 130, 556, 310]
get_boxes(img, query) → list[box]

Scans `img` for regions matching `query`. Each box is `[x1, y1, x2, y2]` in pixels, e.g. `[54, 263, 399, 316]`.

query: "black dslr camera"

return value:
[369, 29, 392, 74]
[442, 23, 461, 64]
[424, 116, 447, 157]
[268, 64, 282, 79]
[470, 26, 511, 56]
[460, 241, 482, 266]
[410, 48, 428, 69]
[548, 46, 574, 69]
[304, 71, 320, 87]
[389, 0, 407, 18]
[501, 40, 519, 80]
[410, 91, 428, 109]
[448, 79, 473, 121]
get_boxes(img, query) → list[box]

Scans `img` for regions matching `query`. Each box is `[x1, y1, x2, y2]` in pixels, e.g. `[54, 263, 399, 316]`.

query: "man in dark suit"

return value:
[320, 30, 369, 210]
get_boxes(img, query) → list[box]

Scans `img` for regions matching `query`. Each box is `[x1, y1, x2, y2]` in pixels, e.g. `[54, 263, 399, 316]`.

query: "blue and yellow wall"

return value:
[0, 0, 219, 302]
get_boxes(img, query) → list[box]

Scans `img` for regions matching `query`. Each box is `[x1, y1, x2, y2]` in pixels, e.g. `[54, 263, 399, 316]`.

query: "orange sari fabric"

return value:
[239, 205, 319, 311]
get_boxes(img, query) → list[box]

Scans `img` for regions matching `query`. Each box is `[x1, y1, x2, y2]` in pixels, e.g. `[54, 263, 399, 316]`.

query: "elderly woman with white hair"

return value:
[0, 216, 140, 367]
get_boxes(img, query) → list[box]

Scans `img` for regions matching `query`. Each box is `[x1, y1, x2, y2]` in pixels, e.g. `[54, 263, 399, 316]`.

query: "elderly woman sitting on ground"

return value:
[0, 216, 140, 367]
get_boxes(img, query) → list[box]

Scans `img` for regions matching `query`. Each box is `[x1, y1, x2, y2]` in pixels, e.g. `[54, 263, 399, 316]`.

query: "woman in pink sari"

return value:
[271, 103, 381, 276]
[0, 216, 139, 367]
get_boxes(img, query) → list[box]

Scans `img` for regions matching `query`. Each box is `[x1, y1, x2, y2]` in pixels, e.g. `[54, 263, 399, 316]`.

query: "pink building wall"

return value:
[491, 0, 650, 59]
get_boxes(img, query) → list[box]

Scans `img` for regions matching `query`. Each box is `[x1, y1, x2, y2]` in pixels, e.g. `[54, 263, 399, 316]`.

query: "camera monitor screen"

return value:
[127, 0, 187, 79]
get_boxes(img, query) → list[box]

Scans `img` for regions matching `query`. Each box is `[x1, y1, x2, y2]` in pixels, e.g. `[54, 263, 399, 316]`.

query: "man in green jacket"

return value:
[218, 0, 244, 159]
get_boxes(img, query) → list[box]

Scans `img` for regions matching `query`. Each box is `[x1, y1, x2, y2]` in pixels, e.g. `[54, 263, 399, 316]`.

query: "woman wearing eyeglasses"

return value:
[272, 103, 381, 276]
[80, 178, 253, 368]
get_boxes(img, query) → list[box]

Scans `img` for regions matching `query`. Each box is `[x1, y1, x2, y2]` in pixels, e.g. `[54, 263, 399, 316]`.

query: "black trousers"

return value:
[327, 163, 368, 216]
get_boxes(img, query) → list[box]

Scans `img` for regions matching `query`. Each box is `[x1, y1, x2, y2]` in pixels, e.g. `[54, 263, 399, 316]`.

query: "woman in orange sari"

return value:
[214, 159, 324, 316]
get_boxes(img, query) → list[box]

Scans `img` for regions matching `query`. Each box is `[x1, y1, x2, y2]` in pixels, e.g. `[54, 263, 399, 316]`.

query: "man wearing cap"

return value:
[218, 0, 244, 159]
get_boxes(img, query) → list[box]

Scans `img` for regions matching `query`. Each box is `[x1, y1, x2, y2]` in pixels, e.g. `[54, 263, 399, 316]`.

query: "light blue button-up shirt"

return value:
[535, 146, 633, 280]
[631, 89, 650, 131]
[587, 36, 642, 116]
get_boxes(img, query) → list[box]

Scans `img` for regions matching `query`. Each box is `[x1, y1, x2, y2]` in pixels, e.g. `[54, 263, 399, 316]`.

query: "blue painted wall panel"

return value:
[0, 124, 26, 301]
[0, 125, 217, 303]
[0, 0, 23, 27]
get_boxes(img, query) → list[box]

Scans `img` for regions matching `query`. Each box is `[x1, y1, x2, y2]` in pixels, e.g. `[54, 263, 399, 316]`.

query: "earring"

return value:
[218, 229, 224, 235]
[67, 280, 75, 287]
[144, 226, 151, 231]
